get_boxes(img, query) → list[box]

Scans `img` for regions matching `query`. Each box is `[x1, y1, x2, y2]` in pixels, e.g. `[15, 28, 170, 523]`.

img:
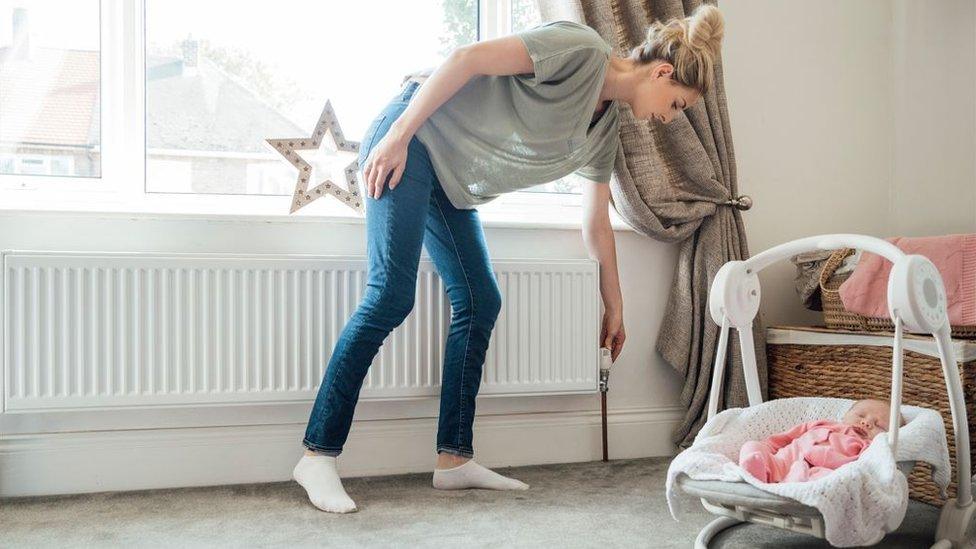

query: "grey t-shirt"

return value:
[413, 20, 620, 210]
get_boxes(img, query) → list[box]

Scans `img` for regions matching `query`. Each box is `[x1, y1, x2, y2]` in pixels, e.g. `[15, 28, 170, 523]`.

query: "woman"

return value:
[294, 4, 725, 513]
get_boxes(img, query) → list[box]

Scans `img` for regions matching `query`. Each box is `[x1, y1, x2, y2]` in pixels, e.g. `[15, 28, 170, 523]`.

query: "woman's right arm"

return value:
[363, 36, 535, 199]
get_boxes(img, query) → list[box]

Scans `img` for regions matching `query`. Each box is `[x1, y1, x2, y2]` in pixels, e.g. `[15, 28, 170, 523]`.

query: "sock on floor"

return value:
[292, 454, 357, 513]
[432, 460, 530, 491]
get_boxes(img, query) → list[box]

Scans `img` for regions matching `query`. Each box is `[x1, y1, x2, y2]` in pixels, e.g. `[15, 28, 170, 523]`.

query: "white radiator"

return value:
[2, 251, 601, 414]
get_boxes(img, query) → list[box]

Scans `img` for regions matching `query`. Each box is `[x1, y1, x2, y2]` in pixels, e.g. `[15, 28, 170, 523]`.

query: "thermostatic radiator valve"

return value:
[599, 347, 613, 392]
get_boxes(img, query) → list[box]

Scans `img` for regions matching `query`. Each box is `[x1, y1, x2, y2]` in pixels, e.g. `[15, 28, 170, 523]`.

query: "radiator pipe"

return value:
[600, 392, 608, 462]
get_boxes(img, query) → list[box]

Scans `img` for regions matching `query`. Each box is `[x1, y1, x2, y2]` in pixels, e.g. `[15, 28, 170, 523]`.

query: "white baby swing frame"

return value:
[681, 233, 976, 548]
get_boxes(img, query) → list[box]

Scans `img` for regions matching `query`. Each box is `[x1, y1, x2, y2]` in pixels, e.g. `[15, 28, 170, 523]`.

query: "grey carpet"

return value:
[0, 457, 941, 548]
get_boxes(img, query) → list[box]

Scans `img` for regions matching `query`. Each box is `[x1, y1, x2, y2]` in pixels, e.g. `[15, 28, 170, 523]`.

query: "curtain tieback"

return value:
[722, 194, 753, 211]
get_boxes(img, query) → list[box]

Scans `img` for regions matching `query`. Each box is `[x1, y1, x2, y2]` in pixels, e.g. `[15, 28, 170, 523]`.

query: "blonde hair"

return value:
[630, 4, 725, 95]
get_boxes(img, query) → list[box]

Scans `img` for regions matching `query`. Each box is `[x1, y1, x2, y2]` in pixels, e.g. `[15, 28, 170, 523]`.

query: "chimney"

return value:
[12, 7, 30, 60]
[181, 35, 199, 70]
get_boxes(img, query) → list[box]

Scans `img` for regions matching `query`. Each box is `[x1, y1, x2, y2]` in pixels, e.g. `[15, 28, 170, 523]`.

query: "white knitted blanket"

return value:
[666, 397, 951, 547]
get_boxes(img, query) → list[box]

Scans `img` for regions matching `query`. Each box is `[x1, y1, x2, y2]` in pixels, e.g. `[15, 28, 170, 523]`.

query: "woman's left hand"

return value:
[363, 126, 410, 200]
[601, 308, 625, 362]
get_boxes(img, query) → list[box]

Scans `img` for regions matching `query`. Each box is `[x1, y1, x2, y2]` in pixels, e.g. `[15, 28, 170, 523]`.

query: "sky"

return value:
[0, 1, 98, 50]
[145, 0, 471, 136]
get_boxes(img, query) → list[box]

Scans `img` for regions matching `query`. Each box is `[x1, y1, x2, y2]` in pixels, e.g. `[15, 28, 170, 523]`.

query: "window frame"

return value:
[0, 0, 586, 215]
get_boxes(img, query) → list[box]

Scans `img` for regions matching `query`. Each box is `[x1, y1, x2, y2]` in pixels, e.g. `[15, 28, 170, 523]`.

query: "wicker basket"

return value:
[819, 248, 976, 338]
[767, 325, 976, 506]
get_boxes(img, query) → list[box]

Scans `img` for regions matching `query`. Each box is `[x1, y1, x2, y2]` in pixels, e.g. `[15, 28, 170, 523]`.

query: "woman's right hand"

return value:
[601, 307, 626, 363]
[363, 126, 410, 200]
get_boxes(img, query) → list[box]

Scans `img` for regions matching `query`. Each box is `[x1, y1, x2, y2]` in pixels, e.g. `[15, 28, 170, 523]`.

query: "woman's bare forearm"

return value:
[583, 222, 623, 314]
[387, 49, 476, 144]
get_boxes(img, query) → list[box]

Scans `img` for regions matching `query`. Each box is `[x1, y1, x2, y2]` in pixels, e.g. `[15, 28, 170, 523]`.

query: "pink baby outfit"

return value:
[738, 419, 871, 483]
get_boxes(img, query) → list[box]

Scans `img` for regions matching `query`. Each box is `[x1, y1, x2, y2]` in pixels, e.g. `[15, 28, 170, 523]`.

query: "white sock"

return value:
[432, 460, 530, 491]
[292, 454, 357, 513]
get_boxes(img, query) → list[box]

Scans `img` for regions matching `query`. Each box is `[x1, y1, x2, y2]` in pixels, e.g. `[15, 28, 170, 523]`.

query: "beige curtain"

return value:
[536, 0, 767, 449]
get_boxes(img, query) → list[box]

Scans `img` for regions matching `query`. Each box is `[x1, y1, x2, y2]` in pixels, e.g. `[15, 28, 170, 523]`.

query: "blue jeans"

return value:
[302, 81, 502, 459]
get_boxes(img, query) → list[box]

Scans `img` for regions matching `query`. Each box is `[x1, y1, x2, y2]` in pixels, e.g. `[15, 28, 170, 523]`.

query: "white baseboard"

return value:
[0, 406, 684, 497]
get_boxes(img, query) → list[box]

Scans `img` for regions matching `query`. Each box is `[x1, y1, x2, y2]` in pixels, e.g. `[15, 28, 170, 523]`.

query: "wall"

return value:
[722, 0, 896, 327]
[723, 0, 975, 327]
[890, 0, 976, 236]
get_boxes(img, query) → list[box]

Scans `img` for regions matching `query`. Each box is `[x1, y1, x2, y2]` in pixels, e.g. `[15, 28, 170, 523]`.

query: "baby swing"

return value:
[674, 233, 976, 548]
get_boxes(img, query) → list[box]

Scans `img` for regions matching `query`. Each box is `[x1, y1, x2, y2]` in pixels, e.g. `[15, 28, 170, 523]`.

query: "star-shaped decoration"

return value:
[266, 100, 363, 214]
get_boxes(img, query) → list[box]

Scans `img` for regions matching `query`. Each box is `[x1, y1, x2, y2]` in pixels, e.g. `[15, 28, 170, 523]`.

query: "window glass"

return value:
[145, 1, 477, 196]
[511, 0, 542, 33]
[0, 1, 101, 178]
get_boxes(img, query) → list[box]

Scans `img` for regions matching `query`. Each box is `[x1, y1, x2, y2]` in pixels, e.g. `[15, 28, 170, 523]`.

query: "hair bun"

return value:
[687, 4, 724, 59]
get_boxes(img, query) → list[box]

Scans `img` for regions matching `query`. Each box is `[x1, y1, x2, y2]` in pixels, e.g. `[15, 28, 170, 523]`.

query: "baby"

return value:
[738, 399, 906, 483]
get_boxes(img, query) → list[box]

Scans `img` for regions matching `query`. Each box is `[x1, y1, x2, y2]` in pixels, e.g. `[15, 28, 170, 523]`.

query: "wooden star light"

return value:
[266, 100, 363, 214]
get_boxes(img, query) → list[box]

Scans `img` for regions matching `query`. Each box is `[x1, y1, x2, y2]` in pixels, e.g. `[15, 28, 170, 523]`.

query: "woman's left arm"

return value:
[582, 181, 625, 362]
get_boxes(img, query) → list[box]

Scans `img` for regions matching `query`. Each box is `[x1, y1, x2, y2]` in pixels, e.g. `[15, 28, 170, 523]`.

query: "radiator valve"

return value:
[599, 347, 613, 392]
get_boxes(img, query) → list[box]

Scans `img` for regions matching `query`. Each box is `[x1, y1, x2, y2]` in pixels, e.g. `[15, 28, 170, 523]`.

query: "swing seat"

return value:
[676, 460, 918, 517]
[674, 234, 976, 548]
[668, 395, 952, 545]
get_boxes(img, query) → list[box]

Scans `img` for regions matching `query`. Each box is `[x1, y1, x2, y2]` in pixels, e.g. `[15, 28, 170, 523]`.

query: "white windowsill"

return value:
[0, 188, 637, 232]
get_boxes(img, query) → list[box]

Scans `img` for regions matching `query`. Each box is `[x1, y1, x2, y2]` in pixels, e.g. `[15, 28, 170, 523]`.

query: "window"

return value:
[0, 1, 101, 178]
[512, 0, 543, 34]
[0, 0, 591, 215]
[144, 0, 477, 196]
